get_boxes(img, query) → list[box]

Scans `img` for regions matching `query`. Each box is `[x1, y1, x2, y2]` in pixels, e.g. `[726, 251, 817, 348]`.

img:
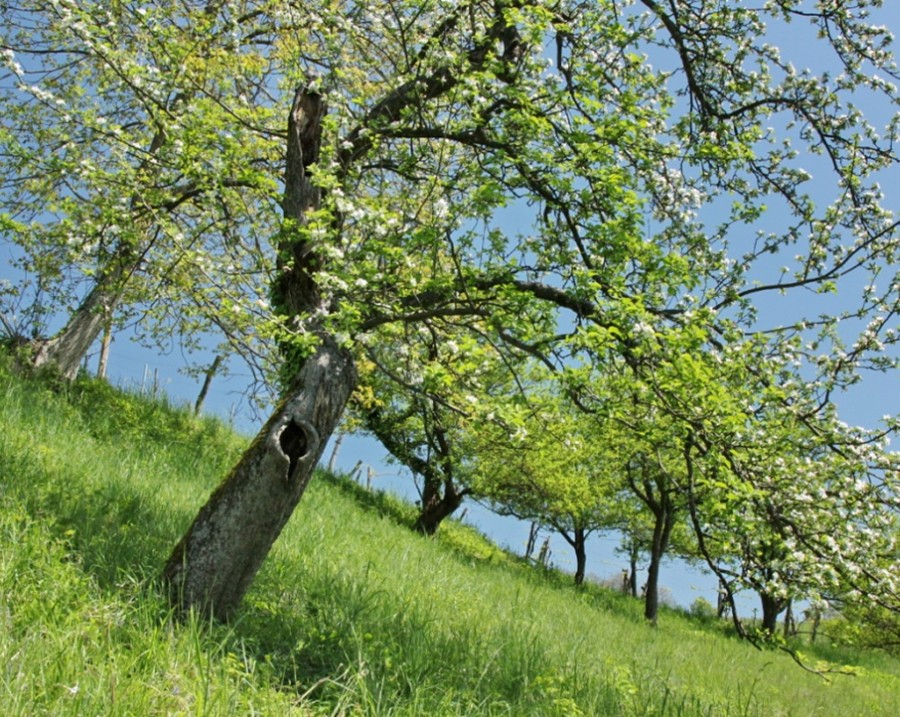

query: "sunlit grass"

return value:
[0, 359, 898, 715]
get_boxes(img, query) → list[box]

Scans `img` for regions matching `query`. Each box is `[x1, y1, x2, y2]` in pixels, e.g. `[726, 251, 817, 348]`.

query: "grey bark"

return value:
[161, 8, 528, 615]
[163, 335, 356, 619]
[327, 433, 344, 472]
[31, 267, 127, 379]
[162, 86, 354, 619]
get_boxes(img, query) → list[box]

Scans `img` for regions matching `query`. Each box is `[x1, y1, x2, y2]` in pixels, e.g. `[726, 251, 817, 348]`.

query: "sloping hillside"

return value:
[1, 361, 898, 716]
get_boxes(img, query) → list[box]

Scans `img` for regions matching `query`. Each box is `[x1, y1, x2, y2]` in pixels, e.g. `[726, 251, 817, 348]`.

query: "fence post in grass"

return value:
[537, 536, 551, 568]
[327, 432, 344, 472]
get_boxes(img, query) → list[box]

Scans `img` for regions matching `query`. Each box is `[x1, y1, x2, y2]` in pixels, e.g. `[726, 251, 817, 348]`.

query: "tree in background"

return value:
[351, 318, 542, 534]
[683, 393, 900, 639]
[473, 384, 623, 586]
[0, 0, 281, 381]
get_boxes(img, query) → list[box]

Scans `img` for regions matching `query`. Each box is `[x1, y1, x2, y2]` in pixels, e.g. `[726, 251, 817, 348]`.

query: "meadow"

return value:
[1, 360, 898, 715]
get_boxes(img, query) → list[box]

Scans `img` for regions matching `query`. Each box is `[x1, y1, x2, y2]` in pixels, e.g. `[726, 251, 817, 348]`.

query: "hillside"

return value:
[1, 360, 899, 716]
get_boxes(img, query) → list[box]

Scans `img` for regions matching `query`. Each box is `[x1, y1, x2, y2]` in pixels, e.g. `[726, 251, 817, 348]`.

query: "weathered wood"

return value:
[31, 267, 125, 379]
[162, 85, 357, 619]
[163, 335, 356, 619]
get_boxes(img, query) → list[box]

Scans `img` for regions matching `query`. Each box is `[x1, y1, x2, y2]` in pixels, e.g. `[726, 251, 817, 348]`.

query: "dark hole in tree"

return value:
[279, 419, 308, 479]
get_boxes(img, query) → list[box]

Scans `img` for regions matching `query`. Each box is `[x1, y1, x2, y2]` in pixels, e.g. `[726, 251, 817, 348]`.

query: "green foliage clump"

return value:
[437, 519, 513, 566]
[689, 597, 718, 622]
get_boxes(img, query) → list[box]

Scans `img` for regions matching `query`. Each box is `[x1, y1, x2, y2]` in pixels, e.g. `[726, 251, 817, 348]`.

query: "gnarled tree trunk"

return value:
[414, 477, 464, 535]
[361, 399, 468, 536]
[163, 335, 355, 619]
[163, 85, 349, 619]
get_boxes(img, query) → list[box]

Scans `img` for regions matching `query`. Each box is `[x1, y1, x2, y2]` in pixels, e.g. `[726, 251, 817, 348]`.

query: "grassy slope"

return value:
[0, 362, 898, 716]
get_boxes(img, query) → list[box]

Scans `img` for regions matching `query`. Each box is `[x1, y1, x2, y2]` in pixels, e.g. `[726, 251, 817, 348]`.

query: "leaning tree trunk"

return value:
[163, 335, 356, 619]
[31, 265, 127, 379]
[163, 85, 341, 619]
[31, 107, 175, 379]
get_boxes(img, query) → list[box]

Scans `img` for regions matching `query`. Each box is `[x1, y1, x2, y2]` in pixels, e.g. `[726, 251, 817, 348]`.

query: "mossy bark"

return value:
[163, 336, 355, 619]
[163, 85, 348, 619]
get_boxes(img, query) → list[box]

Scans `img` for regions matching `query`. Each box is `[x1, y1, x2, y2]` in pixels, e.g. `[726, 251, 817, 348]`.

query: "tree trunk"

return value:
[717, 579, 729, 618]
[537, 537, 551, 567]
[643, 549, 662, 624]
[629, 551, 638, 598]
[810, 607, 821, 643]
[163, 85, 337, 619]
[525, 522, 539, 560]
[163, 335, 356, 619]
[361, 398, 465, 535]
[644, 504, 674, 624]
[759, 591, 784, 635]
[31, 267, 126, 379]
[573, 527, 587, 586]
[413, 478, 463, 535]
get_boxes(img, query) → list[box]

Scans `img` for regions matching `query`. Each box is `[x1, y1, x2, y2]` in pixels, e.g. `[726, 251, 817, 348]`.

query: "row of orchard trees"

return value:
[357, 334, 899, 633]
[2, 0, 899, 645]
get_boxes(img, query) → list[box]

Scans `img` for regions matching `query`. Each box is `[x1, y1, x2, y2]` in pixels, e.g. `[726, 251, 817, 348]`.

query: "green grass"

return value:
[1, 360, 899, 715]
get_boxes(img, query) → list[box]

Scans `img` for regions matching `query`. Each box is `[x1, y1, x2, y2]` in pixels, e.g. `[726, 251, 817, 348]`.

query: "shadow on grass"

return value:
[0, 446, 199, 589]
[229, 556, 623, 714]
